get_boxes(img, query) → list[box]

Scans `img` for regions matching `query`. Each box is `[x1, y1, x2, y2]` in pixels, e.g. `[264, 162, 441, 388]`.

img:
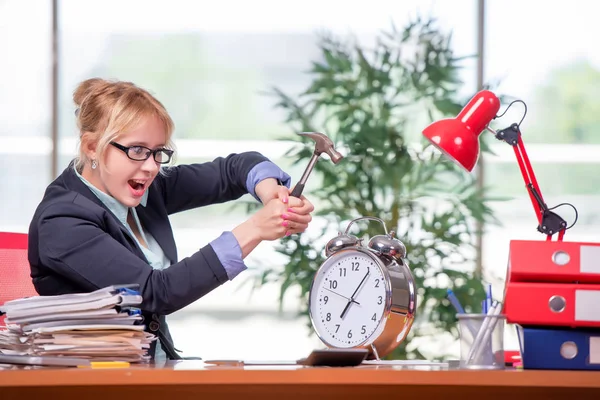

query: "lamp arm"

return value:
[489, 123, 568, 241]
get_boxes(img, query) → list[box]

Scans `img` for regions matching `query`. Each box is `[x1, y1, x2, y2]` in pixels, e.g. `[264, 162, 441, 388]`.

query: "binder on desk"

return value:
[507, 240, 600, 284]
[517, 325, 600, 370]
[504, 282, 600, 328]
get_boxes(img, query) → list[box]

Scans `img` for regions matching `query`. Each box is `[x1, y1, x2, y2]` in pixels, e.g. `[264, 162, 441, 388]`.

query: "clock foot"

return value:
[370, 344, 381, 361]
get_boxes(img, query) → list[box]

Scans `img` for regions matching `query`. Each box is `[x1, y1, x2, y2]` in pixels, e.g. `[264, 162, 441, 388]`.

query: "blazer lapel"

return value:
[61, 164, 147, 260]
[63, 165, 108, 210]
[136, 204, 177, 263]
[61, 162, 177, 263]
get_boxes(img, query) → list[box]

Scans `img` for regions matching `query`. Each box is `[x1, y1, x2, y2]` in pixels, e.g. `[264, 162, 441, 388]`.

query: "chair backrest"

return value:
[0, 232, 38, 326]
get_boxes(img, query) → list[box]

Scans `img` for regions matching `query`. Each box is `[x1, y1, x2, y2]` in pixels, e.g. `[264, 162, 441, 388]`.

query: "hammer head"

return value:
[296, 131, 344, 164]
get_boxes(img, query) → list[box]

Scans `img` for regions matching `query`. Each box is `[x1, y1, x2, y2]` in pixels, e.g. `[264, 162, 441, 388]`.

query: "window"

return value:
[0, 1, 52, 232]
[56, 0, 477, 359]
[484, 0, 600, 350]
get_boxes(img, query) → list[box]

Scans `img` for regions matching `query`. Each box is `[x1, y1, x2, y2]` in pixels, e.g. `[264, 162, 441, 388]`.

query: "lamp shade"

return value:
[422, 90, 501, 172]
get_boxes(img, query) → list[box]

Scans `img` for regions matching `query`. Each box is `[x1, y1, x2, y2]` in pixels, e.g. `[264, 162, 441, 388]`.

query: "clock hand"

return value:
[339, 301, 352, 319]
[350, 267, 370, 300]
[323, 287, 360, 305]
[340, 267, 370, 319]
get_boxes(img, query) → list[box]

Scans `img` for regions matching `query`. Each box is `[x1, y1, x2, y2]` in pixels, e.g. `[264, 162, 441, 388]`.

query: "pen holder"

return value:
[457, 313, 506, 370]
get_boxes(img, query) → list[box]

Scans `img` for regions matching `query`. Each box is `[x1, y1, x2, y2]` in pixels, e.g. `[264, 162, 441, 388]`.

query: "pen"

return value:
[447, 289, 478, 337]
[467, 300, 502, 364]
[446, 289, 466, 314]
[204, 360, 297, 366]
[204, 360, 245, 366]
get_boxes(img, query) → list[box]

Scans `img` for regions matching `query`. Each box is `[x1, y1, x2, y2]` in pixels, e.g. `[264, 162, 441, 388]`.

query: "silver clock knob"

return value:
[368, 232, 406, 261]
[325, 234, 360, 257]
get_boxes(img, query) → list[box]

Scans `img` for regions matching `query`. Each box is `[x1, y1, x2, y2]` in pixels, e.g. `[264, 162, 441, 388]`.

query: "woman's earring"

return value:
[91, 160, 97, 170]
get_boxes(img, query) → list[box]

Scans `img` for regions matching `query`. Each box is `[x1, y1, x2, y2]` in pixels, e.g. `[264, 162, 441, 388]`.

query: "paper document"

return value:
[0, 285, 154, 363]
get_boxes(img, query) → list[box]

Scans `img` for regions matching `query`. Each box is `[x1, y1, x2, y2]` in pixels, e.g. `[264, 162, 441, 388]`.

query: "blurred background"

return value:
[1, 0, 599, 360]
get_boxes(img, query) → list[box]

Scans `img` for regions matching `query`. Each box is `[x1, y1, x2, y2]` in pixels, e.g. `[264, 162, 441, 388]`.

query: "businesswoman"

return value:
[27, 78, 314, 361]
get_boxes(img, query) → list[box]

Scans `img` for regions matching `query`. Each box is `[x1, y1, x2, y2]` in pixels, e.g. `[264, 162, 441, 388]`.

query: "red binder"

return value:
[507, 240, 600, 284]
[503, 281, 600, 328]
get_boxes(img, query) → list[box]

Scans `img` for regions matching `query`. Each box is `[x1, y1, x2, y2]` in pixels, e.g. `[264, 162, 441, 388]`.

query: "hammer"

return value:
[290, 132, 343, 198]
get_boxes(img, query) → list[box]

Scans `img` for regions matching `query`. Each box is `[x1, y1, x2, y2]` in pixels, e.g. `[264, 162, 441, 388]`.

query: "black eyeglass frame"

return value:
[109, 141, 174, 164]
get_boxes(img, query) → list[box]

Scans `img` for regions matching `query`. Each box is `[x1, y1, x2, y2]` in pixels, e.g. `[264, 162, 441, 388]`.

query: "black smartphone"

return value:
[297, 348, 368, 367]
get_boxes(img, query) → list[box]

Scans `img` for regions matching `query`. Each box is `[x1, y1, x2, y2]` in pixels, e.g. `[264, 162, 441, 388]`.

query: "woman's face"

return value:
[91, 115, 167, 208]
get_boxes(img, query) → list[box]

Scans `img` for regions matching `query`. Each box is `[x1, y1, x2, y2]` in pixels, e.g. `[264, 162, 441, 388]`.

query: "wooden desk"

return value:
[0, 361, 599, 400]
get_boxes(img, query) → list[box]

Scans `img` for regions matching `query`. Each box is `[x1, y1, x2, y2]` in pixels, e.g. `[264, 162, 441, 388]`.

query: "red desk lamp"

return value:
[422, 90, 577, 241]
[424, 92, 600, 372]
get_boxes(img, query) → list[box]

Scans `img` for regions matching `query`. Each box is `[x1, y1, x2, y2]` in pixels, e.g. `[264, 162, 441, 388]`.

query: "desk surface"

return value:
[1, 361, 599, 400]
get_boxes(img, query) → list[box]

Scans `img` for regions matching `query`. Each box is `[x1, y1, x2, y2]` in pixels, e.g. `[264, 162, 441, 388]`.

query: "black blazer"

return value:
[28, 151, 270, 358]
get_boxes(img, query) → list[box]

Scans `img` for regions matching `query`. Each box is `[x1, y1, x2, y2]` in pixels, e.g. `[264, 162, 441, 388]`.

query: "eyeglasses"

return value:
[109, 142, 174, 164]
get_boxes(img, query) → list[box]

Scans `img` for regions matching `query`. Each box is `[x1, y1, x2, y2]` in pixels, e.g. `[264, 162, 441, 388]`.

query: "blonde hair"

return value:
[73, 78, 175, 171]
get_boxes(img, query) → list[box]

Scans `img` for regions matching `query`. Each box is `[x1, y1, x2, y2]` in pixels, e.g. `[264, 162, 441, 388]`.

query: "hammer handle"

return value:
[291, 154, 318, 199]
[290, 183, 305, 198]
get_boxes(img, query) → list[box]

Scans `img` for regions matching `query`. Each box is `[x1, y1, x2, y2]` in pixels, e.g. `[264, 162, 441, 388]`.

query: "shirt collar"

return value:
[73, 166, 148, 225]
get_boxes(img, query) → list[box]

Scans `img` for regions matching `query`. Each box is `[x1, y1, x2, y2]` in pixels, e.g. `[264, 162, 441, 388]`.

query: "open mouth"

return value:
[128, 179, 147, 196]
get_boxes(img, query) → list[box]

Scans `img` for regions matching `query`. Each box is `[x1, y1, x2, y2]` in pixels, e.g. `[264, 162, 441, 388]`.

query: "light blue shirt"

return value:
[74, 161, 291, 360]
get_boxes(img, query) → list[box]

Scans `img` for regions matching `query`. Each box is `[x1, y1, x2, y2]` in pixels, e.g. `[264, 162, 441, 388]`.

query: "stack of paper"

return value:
[0, 286, 155, 363]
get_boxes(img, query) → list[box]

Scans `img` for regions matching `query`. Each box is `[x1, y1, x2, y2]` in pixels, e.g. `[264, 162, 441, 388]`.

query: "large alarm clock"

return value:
[308, 216, 417, 360]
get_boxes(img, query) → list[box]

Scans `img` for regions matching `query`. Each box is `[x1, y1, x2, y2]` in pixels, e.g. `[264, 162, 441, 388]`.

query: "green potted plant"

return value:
[246, 16, 498, 360]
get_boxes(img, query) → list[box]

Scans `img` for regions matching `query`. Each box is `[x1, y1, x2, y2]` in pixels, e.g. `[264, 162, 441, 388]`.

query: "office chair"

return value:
[0, 232, 38, 327]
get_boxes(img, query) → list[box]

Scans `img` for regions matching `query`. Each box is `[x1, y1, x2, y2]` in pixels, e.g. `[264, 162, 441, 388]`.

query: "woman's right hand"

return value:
[232, 193, 313, 258]
[250, 197, 294, 241]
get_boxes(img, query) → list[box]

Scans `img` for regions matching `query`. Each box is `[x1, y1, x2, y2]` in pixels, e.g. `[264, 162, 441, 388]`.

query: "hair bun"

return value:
[72, 78, 110, 108]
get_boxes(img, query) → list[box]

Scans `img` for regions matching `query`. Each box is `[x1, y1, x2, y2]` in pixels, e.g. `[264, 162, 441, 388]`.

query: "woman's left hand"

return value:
[280, 188, 314, 236]
[259, 182, 315, 236]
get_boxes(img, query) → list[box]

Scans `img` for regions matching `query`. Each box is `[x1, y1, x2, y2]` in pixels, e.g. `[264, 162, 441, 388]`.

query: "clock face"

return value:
[309, 249, 389, 348]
